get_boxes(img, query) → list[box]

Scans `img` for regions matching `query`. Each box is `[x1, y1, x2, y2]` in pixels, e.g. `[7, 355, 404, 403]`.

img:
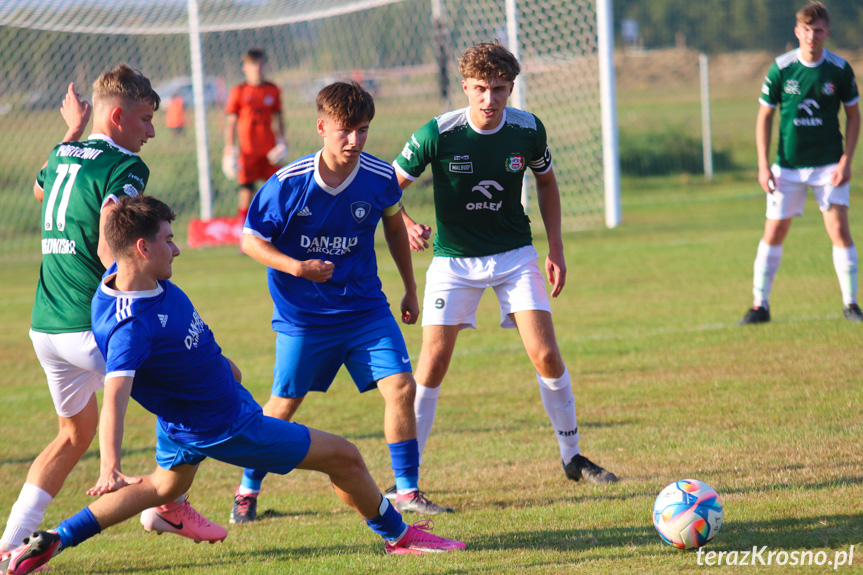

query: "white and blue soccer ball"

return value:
[652, 479, 723, 549]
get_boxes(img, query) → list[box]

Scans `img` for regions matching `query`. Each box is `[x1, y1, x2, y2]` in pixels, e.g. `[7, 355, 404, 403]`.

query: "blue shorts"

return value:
[273, 315, 411, 398]
[155, 411, 311, 475]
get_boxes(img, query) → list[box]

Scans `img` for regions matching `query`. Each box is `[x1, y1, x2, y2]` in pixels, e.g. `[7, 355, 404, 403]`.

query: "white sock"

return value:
[753, 240, 783, 308]
[414, 384, 440, 466]
[537, 368, 580, 462]
[832, 245, 858, 306]
[237, 486, 259, 497]
[1, 483, 54, 550]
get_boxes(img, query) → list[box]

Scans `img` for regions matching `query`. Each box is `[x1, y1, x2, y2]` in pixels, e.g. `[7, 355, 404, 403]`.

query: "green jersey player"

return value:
[2, 67, 223, 566]
[740, 1, 861, 324]
[392, 41, 616, 495]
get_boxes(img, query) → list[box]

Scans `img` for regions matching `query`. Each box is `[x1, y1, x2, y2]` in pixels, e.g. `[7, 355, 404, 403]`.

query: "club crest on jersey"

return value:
[505, 153, 525, 173]
[264, 95, 275, 106]
[351, 201, 371, 223]
[784, 80, 800, 95]
[822, 82, 835, 96]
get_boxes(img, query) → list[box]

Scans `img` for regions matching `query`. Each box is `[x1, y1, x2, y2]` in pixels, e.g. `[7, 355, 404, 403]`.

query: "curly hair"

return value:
[458, 41, 521, 82]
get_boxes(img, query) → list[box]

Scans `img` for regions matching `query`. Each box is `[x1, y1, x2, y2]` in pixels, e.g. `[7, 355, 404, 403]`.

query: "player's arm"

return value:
[224, 355, 242, 383]
[267, 111, 288, 165]
[242, 233, 334, 282]
[382, 204, 419, 324]
[534, 168, 566, 298]
[34, 83, 92, 201]
[96, 200, 119, 268]
[833, 102, 860, 187]
[756, 104, 776, 194]
[396, 173, 432, 252]
[86, 375, 143, 496]
[223, 113, 239, 180]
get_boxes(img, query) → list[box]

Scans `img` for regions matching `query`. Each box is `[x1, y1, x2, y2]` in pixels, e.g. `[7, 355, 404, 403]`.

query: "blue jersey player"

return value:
[233, 81, 452, 520]
[1, 195, 464, 574]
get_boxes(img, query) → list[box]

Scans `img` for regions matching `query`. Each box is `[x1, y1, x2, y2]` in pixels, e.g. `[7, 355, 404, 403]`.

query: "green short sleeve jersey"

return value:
[32, 135, 149, 333]
[394, 107, 552, 258]
[760, 48, 859, 168]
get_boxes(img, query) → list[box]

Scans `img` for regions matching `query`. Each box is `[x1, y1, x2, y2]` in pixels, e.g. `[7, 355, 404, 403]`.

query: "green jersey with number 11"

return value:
[394, 107, 552, 258]
[32, 135, 149, 333]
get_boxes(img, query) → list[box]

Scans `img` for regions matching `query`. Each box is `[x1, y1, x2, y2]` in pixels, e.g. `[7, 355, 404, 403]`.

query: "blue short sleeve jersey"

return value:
[244, 151, 403, 335]
[91, 264, 255, 443]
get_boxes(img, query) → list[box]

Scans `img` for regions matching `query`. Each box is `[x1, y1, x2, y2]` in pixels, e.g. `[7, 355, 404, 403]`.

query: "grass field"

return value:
[1, 171, 861, 573]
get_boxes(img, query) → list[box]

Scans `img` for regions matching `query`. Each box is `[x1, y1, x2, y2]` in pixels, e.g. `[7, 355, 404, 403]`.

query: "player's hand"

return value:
[298, 259, 334, 282]
[222, 146, 238, 180]
[401, 291, 420, 325]
[406, 222, 432, 252]
[831, 155, 852, 187]
[267, 138, 288, 165]
[545, 249, 567, 298]
[87, 469, 143, 496]
[61, 83, 91, 139]
[758, 166, 776, 194]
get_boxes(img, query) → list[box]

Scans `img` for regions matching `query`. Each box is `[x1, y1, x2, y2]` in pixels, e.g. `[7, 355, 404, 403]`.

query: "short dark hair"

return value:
[316, 81, 375, 127]
[105, 195, 176, 259]
[797, 2, 830, 26]
[243, 48, 267, 63]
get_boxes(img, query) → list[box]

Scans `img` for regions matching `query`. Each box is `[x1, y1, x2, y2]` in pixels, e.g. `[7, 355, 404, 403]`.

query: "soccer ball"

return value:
[652, 479, 723, 549]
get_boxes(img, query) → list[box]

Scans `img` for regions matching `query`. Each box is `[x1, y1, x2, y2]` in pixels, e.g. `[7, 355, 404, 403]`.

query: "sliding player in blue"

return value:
[231, 81, 451, 522]
[2, 195, 464, 574]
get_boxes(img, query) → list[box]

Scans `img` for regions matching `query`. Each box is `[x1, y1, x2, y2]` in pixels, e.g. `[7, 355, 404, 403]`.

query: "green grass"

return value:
[2, 176, 862, 573]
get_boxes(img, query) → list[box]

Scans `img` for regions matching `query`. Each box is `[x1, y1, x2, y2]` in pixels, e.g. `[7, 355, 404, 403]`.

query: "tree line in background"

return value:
[615, 0, 863, 53]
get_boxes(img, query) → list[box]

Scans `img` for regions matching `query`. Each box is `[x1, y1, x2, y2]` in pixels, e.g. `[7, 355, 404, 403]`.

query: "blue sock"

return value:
[364, 497, 406, 541]
[241, 468, 268, 492]
[55, 507, 101, 549]
[388, 439, 419, 492]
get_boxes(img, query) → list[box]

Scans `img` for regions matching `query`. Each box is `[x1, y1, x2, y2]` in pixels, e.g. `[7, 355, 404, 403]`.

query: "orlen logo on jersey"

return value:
[794, 99, 823, 126]
[468, 180, 504, 211]
[301, 234, 358, 256]
[184, 310, 206, 350]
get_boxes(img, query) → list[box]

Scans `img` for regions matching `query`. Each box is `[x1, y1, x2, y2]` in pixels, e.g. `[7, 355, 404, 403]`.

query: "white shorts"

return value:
[421, 245, 551, 330]
[29, 330, 105, 418]
[766, 163, 850, 220]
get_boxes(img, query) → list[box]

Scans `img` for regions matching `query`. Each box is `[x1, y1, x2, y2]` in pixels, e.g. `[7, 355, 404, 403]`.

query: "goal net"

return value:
[0, 0, 606, 257]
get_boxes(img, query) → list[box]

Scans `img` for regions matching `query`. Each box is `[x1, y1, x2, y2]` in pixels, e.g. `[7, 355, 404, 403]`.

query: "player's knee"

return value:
[57, 422, 97, 452]
[420, 358, 451, 387]
[264, 396, 302, 420]
[379, 374, 416, 405]
[531, 348, 564, 378]
[334, 439, 367, 474]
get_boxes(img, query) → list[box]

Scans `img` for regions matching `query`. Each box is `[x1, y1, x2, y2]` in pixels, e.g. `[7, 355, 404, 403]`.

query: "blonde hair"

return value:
[92, 64, 160, 111]
[458, 41, 521, 82]
[796, 2, 830, 26]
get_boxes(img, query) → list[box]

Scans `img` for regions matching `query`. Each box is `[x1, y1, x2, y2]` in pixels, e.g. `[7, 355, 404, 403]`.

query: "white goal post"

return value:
[0, 0, 620, 257]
